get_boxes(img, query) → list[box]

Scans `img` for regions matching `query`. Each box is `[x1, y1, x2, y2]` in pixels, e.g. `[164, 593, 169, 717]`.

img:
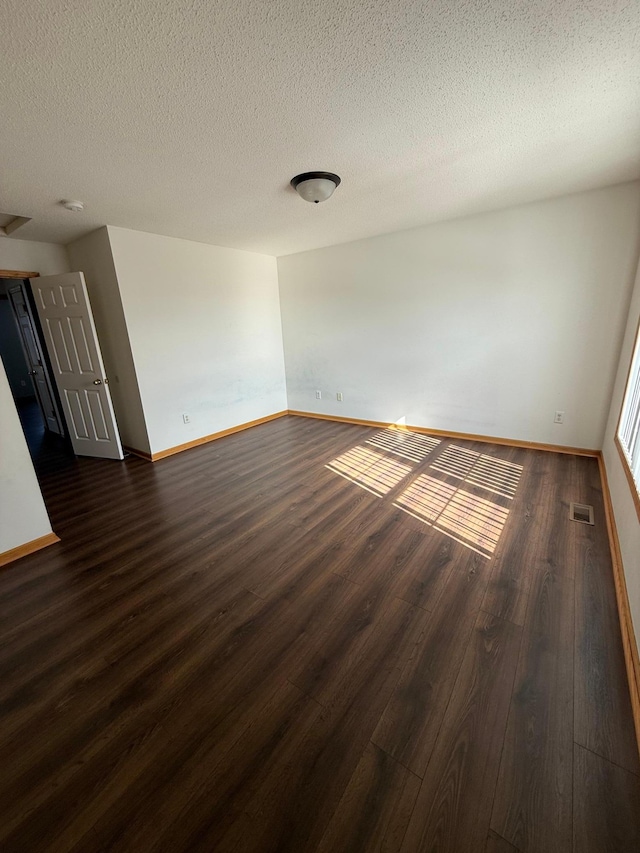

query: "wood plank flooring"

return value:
[1, 411, 639, 852]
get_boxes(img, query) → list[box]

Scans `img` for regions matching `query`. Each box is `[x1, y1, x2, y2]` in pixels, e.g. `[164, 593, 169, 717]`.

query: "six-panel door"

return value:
[30, 272, 124, 460]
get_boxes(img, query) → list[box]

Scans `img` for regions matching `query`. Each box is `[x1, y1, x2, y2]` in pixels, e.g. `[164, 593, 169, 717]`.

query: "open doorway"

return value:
[2, 268, 125, 469]
[0, 275, 72, 465]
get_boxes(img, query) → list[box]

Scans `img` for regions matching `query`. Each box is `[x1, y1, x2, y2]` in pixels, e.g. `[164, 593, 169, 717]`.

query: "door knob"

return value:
[93, 379, 103, 385]
[28, 370, 37, 375]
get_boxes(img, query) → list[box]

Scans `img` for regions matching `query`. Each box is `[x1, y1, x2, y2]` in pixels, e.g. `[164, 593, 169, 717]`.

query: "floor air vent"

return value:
[569, 502, 594, 525]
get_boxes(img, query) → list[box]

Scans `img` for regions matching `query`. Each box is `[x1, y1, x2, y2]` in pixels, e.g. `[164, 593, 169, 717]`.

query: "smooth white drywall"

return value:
[0, 237, 70, 276]
[0, 359, 53, 554]
[106, 226, 287, 455]
[68, 228, 151, 454]
[278, 182, 640, 450]
[603, 254, 640, 645]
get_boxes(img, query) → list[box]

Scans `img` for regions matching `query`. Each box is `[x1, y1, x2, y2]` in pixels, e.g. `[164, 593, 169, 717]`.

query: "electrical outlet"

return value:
[315, 390, 322, 400]
[337, 392, 343, 402]
[182, 413, 190, 424]
[554, 411, 564, 424]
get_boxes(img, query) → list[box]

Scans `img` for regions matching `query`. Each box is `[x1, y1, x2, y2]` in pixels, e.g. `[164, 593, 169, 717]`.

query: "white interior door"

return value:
[30, 272, 124, 460]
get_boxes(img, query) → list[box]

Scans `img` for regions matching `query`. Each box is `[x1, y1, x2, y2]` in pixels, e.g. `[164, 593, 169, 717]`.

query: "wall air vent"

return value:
[569, 502, 594, 525]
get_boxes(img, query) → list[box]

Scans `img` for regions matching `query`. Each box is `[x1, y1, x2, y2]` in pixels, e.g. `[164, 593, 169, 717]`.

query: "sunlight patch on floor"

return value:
[430, 444, 523, 499]
[394, 474, 509, 557]
[366, 429, 441, 463]
[326, 445, 412, 496]
[326, 432, 519, 557]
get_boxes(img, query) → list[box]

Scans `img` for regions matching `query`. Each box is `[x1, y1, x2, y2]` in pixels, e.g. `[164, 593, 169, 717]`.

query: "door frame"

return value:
[0, 269, 39, 279]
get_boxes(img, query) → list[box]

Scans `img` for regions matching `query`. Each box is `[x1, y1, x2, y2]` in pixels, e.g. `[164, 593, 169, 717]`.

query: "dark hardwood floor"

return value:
[1, 412, 639, 852]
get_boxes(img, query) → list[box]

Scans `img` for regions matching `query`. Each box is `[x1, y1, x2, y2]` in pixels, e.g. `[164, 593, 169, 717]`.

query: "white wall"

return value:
[106, 226, 287, 455]
[603, 255, 640, 642]
[68, 228, 151, 454]
[0, 360, 53, 554]
[278, 183, 640, 450]
[0, 237, 69, 276]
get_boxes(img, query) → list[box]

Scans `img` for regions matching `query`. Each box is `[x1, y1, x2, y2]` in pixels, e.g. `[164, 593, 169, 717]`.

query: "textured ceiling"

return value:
[1, 0, 639, 256]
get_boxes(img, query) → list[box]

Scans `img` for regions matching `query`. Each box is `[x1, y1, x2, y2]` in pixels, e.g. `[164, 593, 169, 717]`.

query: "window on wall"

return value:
[617, 318, 640, 514]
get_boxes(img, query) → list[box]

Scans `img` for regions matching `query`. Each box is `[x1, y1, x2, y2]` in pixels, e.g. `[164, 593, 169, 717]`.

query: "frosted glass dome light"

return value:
[291, 172, 341, 203]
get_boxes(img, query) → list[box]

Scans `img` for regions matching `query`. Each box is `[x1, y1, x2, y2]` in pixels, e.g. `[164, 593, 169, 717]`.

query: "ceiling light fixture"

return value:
[62, 200, 84, 212]
[290, 172, 341, 203]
